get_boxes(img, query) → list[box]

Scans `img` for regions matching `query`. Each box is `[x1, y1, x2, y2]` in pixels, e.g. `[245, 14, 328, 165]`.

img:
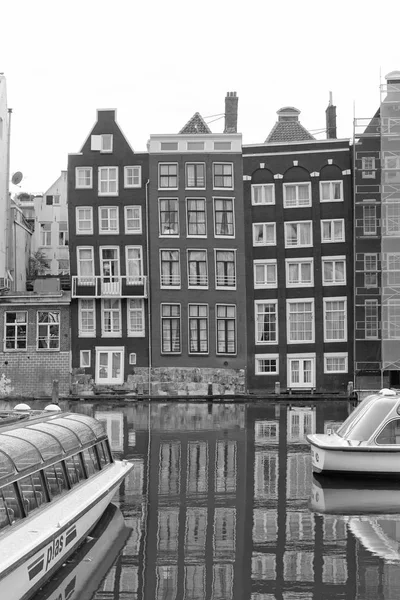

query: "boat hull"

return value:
[0, 460, 133, 600]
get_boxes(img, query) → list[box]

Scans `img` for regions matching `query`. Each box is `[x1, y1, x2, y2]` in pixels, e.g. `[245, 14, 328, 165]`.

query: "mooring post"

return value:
[52, 379, 59, 404]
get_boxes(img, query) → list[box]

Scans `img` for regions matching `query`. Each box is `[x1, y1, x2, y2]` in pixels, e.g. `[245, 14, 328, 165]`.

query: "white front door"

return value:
[287, 354, 315, 388]
[95, 347, 124, 384]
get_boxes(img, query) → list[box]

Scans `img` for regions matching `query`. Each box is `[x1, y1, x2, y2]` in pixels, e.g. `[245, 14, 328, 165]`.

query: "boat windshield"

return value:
[337, 394, 379, 438]
[338, 396, 399, 442]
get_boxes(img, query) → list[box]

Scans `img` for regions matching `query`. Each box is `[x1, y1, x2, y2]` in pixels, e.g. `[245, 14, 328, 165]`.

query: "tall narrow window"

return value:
[188, 250, 208, 287]
[216, 305, 236, 354]
[365, 300, 379, 339]
[37, 312, 60, 350]
[385, 202, 400, 235]
[99, 207, 119, 234]
[213, 163, 233, 189]
[98, 167, 118, 195]
[124, 206, 142, 233]
[159, 199, 179, 235]
[186, 199, 206, 236]
[76, 207, 93, 234]
[126, 246, 143, 284]
[186, 163, 205, 188]
[40, 223, 51, 246]
[161, 304, 181, 353]
[101, 299, 121, 336]
[363, 205, 377, 235]
[188, 304, 208, 354]
[77, 247, 95, 285]
[214, 198, 234, 236]
[323, 298, 347, 342]
[387, 253, 400, 285]
[78, 299, 95, 337]
[287, 300, 314, 343]
[4, 311, 27, 350]
[124, 166, 141, 188]
[128, 299, 145, 337]
[361, 156, 376, 178]
[159, 163, 178, 188]
[160, 250, 181, 287]
[255, 301, 277, 344]
[215, 250, 236, 288]
[57, 222, 68, 246]
[364, 254, 378, 288]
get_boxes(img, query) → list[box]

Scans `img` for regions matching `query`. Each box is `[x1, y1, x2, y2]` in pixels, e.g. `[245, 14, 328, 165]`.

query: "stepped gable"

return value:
[179, 112, 211, 134]
[265, 106, 315, 143]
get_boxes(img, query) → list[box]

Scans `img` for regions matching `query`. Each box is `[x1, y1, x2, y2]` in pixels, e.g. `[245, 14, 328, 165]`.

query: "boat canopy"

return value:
[0, 414, 106, 486]
[337, 393, 400, 441]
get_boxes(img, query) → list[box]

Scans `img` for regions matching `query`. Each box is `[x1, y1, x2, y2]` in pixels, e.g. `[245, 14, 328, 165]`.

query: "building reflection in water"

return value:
[52, 399, 400, 599]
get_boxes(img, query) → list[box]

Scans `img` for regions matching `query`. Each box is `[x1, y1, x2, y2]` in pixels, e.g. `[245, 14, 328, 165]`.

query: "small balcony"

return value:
[72, 275, 147, 298]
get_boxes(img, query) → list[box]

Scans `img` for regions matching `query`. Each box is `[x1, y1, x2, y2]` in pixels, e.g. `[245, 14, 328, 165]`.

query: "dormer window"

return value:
[91, 134, 113, 153]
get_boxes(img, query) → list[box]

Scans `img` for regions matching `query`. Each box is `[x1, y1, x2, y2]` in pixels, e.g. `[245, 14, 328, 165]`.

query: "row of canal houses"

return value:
[1, 71, 400, 397]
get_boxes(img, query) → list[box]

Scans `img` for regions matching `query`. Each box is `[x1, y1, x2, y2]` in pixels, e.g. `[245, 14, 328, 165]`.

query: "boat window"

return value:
[19, 474, 44, 513]
[30, 422, 80, 452]
[0, 435, 42, 472]
[97, 442, 109, 468]
[0, 450, 16, 482]
[82, 447, 100, 477]
[44, 464, 68, 497]
[65, 414, 106, 439]
[376, 419, 400, 445]
[337, 393, 380, 438]
[2, 484, 22, 523]
[51, 417, 96, 446]
[5, 428, 63, 461]
[0, 494, 11, 530]
[65, 455, 85, 486]
[344, 397, 399, 441]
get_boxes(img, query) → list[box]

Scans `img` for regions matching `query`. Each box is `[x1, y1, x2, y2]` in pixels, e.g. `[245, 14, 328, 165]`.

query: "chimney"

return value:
[224, 92, 238, 133]
[326, 92, 337, 139]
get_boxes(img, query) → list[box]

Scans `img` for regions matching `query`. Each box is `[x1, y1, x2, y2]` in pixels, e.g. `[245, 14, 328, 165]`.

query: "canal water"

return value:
[8, 399, 400, 600]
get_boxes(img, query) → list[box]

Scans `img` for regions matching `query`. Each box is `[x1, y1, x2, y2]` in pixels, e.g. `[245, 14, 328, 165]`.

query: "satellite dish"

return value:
[11, 171, 23, 185]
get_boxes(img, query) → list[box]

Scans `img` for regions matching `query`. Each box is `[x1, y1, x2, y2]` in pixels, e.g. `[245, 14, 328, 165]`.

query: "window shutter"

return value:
[91, 135, 102, 151]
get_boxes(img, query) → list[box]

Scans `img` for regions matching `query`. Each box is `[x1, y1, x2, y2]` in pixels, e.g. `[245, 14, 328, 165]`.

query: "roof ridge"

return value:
[179, 112, 212, 134]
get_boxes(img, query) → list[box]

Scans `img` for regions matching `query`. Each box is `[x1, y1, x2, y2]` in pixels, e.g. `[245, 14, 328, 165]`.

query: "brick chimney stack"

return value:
[326, 92, 337, 139]
[224, 91, 238, 133]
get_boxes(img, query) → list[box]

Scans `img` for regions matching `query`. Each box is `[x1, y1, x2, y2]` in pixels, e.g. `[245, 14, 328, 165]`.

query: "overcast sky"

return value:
[1, 0, 399, 194]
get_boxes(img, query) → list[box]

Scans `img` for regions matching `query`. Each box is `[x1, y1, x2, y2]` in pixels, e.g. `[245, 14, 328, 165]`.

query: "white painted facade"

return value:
[0, 75, 9, 286]
[35, 171, 69, 274]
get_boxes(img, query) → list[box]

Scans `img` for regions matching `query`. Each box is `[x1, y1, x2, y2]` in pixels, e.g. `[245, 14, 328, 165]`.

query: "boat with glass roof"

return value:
[307, 388, 400, 477]
[0, 407, 133, 600]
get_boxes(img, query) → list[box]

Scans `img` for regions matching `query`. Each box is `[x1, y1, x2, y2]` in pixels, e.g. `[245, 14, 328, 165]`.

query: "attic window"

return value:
[161, 142, 178, 151]
[91, 134, 113, 153]
[214, 141, 231, 151]
[187, 142, 204, 151]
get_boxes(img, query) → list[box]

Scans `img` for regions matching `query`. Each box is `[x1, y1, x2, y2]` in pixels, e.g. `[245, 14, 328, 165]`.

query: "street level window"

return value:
[216, 304, 236, 355]
[78, 299, 95, 337]
[161, 304, 181, 353]
[255, 354, 279, 375]
[4, 311, 27, 350]
[255, 301, 278, 344]
[188, 304, 208, 354]
[37, 311, 60, 350]
[128, 299, 145, 337]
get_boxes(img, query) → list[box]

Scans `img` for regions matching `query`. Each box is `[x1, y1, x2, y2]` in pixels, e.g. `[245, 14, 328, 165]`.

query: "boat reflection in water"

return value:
[310, 474, 400, 564]
[30, 503, 131, 600]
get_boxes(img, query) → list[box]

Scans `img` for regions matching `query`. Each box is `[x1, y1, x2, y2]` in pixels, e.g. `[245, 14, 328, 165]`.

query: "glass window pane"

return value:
[0, 435, 42, 471]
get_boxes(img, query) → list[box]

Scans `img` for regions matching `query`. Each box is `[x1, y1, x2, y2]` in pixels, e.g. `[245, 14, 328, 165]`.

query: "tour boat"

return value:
[31, 503, 131, 600]
[0, 407, 134, 600]
[307, 388, 400, 477]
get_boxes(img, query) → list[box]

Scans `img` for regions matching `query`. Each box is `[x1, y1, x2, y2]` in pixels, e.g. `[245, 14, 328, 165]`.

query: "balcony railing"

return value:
[72, 275, 147, 298]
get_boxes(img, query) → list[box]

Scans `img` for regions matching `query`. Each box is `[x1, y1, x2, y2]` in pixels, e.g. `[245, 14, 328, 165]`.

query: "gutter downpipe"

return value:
[5, 108, 12, 287]
[145, 179, 152, 397]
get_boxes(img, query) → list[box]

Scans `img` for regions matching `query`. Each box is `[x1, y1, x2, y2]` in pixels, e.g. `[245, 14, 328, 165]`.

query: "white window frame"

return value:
[127, 299, 145, 337]
[323, 297, 347, 342]
[287, 353, 316, 388]
[364, 254, 378, 288]
[185, 163, 206, 189]
[322, 256, 346, 286]
[252, 223, 276, 246]
[124, 165, 142, 188]
[36, 311, 60, 351]
[99, 246, 120, 277]
[98, 167, 118, 196]
[324, 352, 348, 374]
[321, 219, 345, 243]
[77, 246, 95, 285]
[286, 298, 315, 344]
[160, 249, 181, 289]
[363, 205, 377, 236]
[101, 299, 122, 338]
[253, 259, 277, 289]
[95, 346, 124, 385]
[251, 184, 275, 206]
[76, 207, 93, 235]
[75, 167, 93, 189]
[255, 354, 279, 375]
[78, 299, 96, 338]
[159, 198, 179, 237]
[361, 156, 376, 179]
[4, 311, 28, 351]
[98, 206, 119, 235]
[91, 134, 113, 153]
[285, 258, 314, 288]
[186, 198, 207, 238]
[283, 182, 311, 208]
[40, 222, 52, 247]
[80, 350, 91, 368]
[319, 180, 343, 203]
[124, 205, 142, 234]
[385, 201, 400, 236]
[284, 221, 313, 248]
[215, 249, 236, 289]
[216, 304, 237, 355]
[213, 197, 235, 238]
[187, 249, 208, 288]
[126, 246, 143, 284]
[255, 300, 278, 345]
[188, 303, 209, 355]
[158, 163, 178, 190]
[213, 162, 234, 190]
[365, 299, 379, 339]
[161, 303, 181, 354]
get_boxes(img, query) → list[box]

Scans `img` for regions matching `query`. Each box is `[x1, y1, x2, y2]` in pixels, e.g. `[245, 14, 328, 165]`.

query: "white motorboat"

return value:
[0, 407, 134, 600]
[307, 388, 400, 477]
